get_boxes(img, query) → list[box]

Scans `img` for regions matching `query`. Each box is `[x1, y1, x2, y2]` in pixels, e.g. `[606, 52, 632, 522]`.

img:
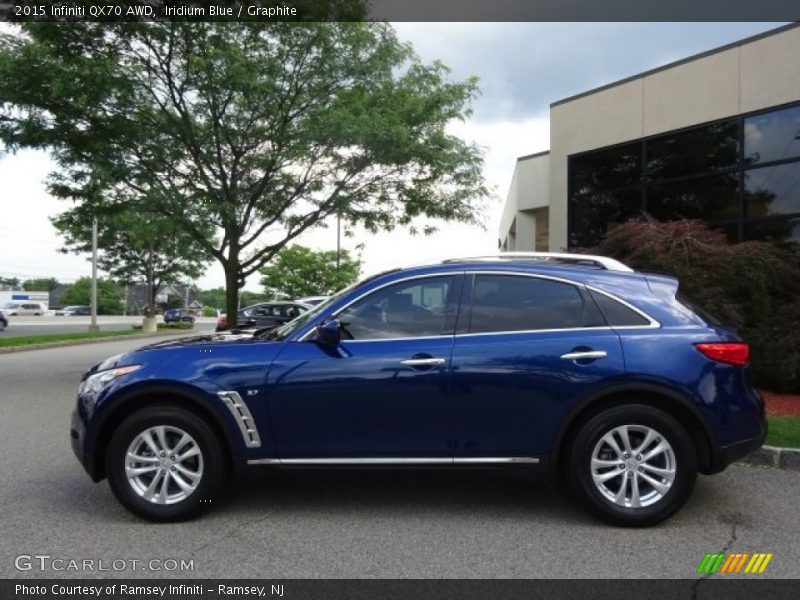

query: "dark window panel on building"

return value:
[570, 142, 642, 195]
[744, 104, 800, 167]
[646, 119, 739, 180]
[744, 161, 800, 219]
[744, 217, 800, 251]
[568, 188, 642, 247]
[646, 174, 740, 222]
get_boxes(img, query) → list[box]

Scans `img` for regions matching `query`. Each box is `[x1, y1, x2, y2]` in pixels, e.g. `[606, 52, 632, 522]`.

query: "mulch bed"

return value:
[761, 390, 800, 417]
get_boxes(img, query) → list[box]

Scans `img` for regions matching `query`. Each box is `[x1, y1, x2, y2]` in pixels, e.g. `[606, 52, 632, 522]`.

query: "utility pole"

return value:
[88, 218, 99, 331]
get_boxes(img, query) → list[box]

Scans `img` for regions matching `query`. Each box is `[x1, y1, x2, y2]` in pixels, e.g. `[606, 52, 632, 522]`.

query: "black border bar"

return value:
[1, 1, 800, 22]
[3, 579, 800, 600]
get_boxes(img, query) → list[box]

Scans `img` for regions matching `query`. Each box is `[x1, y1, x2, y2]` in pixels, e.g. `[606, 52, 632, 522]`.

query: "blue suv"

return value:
[70, 253, 766, 526]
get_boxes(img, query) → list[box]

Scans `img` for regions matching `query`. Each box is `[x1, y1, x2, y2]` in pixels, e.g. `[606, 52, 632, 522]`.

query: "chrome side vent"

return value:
[217, 391, 261, 448]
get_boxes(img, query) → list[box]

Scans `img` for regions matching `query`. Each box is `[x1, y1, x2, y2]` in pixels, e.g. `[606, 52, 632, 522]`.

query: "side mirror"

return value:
[315, 319, 341, 347]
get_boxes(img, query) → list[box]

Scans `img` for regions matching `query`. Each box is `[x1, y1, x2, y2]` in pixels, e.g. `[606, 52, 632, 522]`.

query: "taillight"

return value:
[694, 342, 749, 367]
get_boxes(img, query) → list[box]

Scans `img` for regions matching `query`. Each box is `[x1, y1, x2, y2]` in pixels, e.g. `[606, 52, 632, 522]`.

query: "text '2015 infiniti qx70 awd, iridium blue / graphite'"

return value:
[70, 253, 766, 526]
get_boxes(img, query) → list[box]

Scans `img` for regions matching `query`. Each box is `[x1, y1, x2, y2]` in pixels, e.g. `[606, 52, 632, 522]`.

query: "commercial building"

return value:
[500, 23, 800, 252]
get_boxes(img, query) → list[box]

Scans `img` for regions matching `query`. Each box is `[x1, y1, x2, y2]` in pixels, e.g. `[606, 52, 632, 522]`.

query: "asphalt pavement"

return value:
[0, 337, 798, 579]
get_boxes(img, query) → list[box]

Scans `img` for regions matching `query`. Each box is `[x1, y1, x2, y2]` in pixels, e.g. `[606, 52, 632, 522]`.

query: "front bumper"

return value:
[70, 407, 99, 481]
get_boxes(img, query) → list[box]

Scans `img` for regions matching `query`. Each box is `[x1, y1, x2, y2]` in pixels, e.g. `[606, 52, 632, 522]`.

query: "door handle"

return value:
[560, 350, 607, 361]
[400, 358, 447, 367]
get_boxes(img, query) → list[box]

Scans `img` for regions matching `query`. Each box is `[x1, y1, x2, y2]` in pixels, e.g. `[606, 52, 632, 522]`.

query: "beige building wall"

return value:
[540, 23, 800, 252]
[499, 152, 550, 251]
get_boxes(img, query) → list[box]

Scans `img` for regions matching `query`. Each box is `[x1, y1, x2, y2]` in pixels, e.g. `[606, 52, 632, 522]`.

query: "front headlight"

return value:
[78, 365, 141, 400]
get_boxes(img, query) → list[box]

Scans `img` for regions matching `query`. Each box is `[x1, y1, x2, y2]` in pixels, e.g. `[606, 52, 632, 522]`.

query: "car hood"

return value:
[89, 332, 283, 375]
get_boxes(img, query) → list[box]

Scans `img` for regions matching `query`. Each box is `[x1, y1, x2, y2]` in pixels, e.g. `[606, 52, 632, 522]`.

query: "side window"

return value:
[588, 289, 651, 327]
[338, 276, 453, 340]
[469, 275, 601, 333]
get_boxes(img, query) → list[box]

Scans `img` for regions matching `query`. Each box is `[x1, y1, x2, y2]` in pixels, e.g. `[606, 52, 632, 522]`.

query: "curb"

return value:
[737, 445, 800, 471]
[0, 329, 195, 354]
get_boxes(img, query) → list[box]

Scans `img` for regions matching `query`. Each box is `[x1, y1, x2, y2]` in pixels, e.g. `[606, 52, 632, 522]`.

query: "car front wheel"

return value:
[567, 404, 697, 527]
[106, 405, 225, 522]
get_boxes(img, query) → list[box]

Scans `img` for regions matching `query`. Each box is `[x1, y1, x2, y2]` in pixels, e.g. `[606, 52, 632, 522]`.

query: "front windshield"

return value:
[266, 285, 354, 341]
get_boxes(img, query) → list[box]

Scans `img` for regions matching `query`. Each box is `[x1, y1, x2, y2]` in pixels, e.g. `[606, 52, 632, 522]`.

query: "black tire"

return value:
[567, 404, 697, 527]
[106, 405, 226, 522]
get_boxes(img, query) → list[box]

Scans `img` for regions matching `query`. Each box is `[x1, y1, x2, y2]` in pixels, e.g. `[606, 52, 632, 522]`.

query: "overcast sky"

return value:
[0, 22, 785, 291]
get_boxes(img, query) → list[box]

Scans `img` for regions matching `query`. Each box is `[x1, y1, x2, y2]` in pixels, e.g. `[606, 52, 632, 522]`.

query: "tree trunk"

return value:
[143, 244, 157, 332]
[224, 261, 240, 329]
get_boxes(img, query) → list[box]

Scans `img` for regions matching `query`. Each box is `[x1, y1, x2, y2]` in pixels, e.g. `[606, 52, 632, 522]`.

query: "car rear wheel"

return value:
[106, 405, 225, 522]
[567, 404, 697, 527]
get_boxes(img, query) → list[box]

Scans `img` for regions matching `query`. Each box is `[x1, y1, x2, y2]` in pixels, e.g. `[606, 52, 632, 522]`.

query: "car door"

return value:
[265, 274, 462, 460]
[450, 272, 627, 461]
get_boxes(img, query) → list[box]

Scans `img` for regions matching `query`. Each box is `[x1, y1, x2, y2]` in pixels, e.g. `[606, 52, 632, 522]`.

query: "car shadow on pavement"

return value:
[218, 467, 593, 522]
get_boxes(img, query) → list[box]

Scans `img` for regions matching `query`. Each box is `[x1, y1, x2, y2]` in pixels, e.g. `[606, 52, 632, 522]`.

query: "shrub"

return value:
[581, 220, 800, 393]
[201, 306, 218, 317]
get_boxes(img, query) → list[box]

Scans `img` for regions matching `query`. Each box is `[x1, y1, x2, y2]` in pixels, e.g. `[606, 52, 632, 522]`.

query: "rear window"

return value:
[468, 274, 606, 333]
[588, 289, 651, 327]
[676, 292, 722, 326]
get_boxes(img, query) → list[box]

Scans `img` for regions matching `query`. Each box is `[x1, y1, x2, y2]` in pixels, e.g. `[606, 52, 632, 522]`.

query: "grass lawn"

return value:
[766, 416, 800, 449]
[0, 330, 140, 348]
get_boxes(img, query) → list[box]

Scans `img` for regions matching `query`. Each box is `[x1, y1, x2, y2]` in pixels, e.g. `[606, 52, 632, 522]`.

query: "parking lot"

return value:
[0, 337, 798, 579]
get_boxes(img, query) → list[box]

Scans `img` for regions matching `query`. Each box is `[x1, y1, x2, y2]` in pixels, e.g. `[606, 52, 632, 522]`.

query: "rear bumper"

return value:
[707, 416, 768, 474]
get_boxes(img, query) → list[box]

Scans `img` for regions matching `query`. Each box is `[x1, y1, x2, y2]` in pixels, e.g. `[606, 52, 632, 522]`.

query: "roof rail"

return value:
[441, 252, 634, 273]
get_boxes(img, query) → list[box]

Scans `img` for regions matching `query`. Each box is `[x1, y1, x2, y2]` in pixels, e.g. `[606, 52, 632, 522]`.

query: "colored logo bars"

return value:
[696, 552, 773, 574]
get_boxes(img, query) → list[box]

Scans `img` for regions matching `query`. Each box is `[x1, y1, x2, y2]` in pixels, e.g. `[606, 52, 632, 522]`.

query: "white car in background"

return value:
[2, 302, 45, 316]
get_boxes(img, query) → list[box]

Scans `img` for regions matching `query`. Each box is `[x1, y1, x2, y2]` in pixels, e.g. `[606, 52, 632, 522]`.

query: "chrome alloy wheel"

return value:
[125, 425, 204, 505]
[590, 424, 676, 509]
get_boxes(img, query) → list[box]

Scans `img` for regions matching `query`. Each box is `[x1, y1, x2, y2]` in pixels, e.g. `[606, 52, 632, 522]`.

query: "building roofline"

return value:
[550, 22, 799, 108]
[517, 150, 550, 161]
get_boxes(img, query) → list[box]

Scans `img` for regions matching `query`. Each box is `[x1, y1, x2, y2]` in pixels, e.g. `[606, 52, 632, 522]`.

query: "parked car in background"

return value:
[164, 308, 195, 324]
[0, 309, 7, 331]
[215, 301, 310, 331]
[71, 252, 765, 525]
[55, 305, 91, 316]
[294, 295, 329, 306]
[2, 302, 45, 316]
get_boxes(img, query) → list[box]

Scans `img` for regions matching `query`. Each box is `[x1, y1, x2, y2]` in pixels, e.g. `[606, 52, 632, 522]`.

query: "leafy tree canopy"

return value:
[261, 244, 361, 299]
[0, 277, 21, 288]
[51, 201, 210, 316]
[61, 276, 123, 315]
[22, 277, 59, 292]
[0, 21, 487, 325]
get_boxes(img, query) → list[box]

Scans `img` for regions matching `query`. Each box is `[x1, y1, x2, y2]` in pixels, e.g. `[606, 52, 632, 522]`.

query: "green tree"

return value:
[22, 277, 59, 292]
[194, 287, 227, 311]
[61, 277, 123, 315]
[261, 244, 361, 298]
[51, 203, 209, 317]
[0, 22, 487, 326]
[0, 277, 20, 289]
